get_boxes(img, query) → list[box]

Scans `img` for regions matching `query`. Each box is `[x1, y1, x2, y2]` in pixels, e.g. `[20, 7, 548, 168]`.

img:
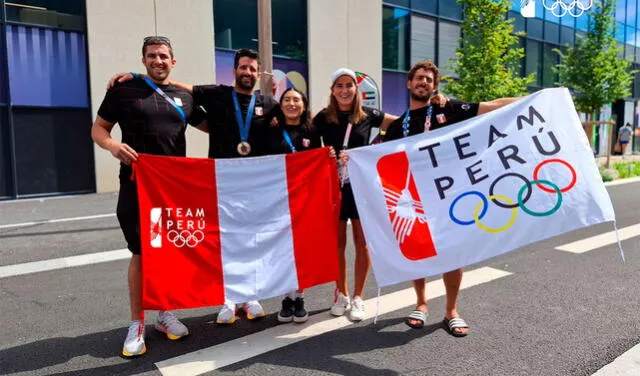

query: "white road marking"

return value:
[555, 223, 640, 254]
[0, 213, 116, 229]
[155, 266, 512, 376]
[0, 249, 130, 279]
[592, 342, 640, 375]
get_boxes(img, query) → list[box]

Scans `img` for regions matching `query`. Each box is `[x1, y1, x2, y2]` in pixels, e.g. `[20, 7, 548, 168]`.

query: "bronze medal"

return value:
[237, 141, 251, 156]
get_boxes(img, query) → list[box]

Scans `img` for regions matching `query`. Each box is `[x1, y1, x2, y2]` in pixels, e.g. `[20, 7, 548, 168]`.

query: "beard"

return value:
[146, 66, 169, 82]
[410, 91, 430, 102]
[236, 74, 257, 91]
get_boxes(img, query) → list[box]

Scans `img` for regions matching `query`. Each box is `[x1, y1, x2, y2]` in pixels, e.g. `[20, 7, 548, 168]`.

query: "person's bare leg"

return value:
[129, 255, 143, 321]
[406, 278, 427, 327]
[443, 268, 468, 336]
[336, 220, 348, 296]
[352, 220, 370, 298]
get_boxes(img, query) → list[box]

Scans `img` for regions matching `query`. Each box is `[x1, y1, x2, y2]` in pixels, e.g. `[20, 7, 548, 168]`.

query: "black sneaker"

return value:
[277, 297, 295, 323]
[293, 297, 309, 323]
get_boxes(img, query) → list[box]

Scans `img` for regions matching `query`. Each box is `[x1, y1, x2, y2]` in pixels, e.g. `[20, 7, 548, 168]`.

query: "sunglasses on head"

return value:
[143, 36, 171, 44]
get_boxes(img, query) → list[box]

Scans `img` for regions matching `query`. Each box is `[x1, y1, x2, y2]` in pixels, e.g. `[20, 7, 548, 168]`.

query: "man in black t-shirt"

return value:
[92, 37, 206, 357]
[384, 60, 522, 336]
[108, 49, 278, 324]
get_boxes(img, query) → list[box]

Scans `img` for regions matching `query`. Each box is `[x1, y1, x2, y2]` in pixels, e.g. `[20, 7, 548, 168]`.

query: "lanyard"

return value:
[282, 129, 297, 153]
[342, 122, 353, 150]
[231, 90, 256, 142]
[402, 105, 433, 137]
[142, 76, 186, 122]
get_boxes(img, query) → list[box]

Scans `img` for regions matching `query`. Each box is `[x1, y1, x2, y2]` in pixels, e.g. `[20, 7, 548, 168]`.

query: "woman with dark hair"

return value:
[267, 88, 322, 154]
[267, 87, 336, 324]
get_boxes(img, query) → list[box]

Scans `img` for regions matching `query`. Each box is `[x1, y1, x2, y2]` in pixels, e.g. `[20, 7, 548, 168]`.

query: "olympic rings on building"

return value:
[542, 0, 592, 18]
[167, 229, 205, 248]
[448, 158, 576, 233]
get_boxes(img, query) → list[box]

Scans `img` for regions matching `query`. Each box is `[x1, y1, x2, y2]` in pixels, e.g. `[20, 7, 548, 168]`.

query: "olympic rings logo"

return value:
[167, 229, 205, 248]
[542, 0, 592, 18]
[448, 159, 577, 233]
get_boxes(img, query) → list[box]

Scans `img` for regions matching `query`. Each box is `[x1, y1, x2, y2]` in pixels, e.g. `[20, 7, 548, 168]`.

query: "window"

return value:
[272, 0, 307, 59]
[383, 6, 410, 71]
[439, 0, 462, 20]
[527, 18, 543, 39]
[627, 0, 637, 27]
[616, 0, 626, 23]
[6, 25, 89, 107]
[382, 70, 409, 116]
[412, 0, 437, 14]
[438, 21, 460, 77]
[509, 11, 525, 34]
[410, 15, 436, 66]
[4, 0, 85, 31]
[526, 40, 542, 86]
[0, 25, 6, 105]
[544, 8, 560, 24]
[0, 107, 12, 198]
[214, 0, 258, 51]
[616, 22, 625, 43]
[543, 44, 558, 87]
[544, 21, 559, 44]
[576, 13, 589, 31]
[560, 26, 574, 46]
[12, 108, 94, 196]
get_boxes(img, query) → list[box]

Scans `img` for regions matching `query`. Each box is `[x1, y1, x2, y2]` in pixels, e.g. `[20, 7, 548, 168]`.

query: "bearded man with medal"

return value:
[382, 60, 524, 336]
[107, 48, 279, 324]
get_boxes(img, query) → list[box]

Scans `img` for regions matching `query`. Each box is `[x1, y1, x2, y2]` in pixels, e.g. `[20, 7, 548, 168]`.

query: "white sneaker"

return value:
[216, 301, 237, 324]
[155, 311, 189, 340]
[349, 296, 365, 322]
[243, 300, 266, 320]
[122, 320, 146, 357]
[330, 291, 351, 316]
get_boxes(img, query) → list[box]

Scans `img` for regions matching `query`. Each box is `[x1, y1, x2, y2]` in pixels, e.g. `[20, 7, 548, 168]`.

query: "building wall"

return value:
[307, 0, 382, 115]
[86, 0, 214, 193]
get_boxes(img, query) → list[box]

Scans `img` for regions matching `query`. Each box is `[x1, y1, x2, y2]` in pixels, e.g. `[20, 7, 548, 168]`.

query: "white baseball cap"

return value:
[331, 68, 356, 85]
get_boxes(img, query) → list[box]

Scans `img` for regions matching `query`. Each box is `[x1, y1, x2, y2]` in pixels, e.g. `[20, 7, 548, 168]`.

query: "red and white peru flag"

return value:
[133, 148, 341, 310]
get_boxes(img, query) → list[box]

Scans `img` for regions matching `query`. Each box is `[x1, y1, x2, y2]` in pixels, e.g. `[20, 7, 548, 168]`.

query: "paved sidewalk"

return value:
[592, 343, 640, 376]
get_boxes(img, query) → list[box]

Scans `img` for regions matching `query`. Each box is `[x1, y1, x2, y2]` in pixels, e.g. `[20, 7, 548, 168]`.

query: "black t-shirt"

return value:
[313, 107, 385, 151]
[192, 84, 279, 158]
[266, 124, 322, 155]
[97, 79, 206, 182]
[384, 100, 479, 141]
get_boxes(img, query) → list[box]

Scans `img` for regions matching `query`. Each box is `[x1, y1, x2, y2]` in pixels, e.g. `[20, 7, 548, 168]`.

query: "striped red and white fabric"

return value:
[134, 148, 341, 310]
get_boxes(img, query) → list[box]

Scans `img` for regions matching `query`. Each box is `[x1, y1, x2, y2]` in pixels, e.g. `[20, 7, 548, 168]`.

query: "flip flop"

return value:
[405, 310, 428, 329]
[443, 317, 469, 337]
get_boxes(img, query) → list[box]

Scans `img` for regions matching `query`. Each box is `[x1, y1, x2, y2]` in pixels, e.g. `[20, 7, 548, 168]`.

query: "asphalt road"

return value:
[1, 180, 639, 376]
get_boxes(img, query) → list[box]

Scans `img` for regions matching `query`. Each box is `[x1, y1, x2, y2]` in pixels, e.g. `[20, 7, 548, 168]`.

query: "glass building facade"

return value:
[0, 0, 93, 199]
[381, 0, 640, 125]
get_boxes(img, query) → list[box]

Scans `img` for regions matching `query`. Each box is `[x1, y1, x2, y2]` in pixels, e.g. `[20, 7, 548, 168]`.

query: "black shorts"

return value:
[116, 181, 141, 255]
[340, 183, 359, 221]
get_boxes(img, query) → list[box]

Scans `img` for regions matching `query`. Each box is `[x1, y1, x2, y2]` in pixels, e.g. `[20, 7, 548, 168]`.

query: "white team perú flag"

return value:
[347, 88, 616, 287]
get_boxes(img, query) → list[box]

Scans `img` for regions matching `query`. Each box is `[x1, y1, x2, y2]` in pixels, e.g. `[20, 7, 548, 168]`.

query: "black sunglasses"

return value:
[143, 36, 171, 44]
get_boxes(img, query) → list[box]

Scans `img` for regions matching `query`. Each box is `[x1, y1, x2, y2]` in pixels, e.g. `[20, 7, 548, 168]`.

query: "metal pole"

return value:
[257, 0, 274, 98]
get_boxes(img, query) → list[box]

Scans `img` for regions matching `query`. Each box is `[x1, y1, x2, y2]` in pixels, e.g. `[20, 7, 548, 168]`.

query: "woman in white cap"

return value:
[310, 68, 393, 321]
[314, 68, 447, 322]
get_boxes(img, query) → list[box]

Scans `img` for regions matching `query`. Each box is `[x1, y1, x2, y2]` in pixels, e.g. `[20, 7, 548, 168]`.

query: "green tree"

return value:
[555, 0, 637, 117]
[442, 0, 534, 102]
